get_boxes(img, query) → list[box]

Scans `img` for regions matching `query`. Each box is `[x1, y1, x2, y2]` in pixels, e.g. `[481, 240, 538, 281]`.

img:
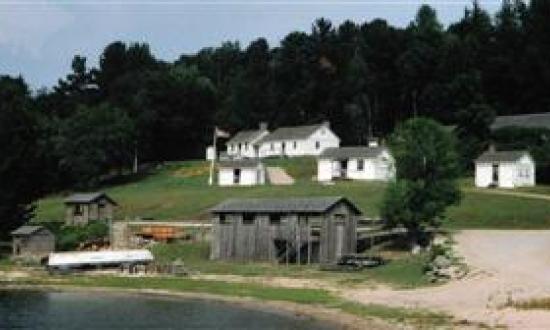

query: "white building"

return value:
[475, 149, 535, 189]
[226, 123, 269, 159]
[258, 122, 340, 158]
[317, 144, 395, 182]
[218, 160, 266, 186]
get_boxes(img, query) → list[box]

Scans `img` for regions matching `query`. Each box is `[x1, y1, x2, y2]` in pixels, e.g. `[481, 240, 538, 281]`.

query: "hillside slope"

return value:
[36, 159, 550, 229]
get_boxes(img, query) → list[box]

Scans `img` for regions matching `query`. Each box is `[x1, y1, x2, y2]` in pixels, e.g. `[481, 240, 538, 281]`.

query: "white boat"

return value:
[48, 249, 154, 269]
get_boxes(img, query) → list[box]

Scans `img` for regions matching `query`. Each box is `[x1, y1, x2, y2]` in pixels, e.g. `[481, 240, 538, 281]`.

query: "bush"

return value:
[55, 221, 109, 251]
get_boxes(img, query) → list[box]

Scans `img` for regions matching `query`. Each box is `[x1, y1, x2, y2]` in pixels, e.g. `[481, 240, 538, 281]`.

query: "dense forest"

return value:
[2, 0, 550, 232]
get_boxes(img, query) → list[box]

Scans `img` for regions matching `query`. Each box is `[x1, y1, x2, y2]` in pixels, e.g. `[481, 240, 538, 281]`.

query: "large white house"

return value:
[218, 159, 266, 186]
[317, 144, 395, 182]
[226, 123, 269, 159]
[475, 148, 535, 189]
[258, 122, 340, 158]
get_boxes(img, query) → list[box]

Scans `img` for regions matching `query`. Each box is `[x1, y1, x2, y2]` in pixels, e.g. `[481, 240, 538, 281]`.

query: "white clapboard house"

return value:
[226, 123, 270, 159]
[317, 142, 395, 182]
[218, 159, 266, 186]
[257, 122, 340, 158]
[475, 147, 535, 189]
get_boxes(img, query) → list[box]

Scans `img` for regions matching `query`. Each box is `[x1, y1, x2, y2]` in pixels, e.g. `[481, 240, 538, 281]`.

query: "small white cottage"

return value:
[317, 144, 395, 182]
[475, 148, 535, 189]
[226, 123, 270, 159]
[258, 122, 340, 158]
[218, 160, 266, 186]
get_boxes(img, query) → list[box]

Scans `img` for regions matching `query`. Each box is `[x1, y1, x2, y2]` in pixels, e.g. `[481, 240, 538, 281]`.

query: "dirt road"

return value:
[343, 230, 550, 328]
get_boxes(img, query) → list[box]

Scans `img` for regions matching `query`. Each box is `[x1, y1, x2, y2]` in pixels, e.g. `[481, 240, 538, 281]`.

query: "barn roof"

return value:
[218, 159, 262, 168]
[475, 150, 530, 163]
[11, 225, 47, 236]
[320, 146, 388, 159]
[64, 192, 117, 205]
[226, 129, 267, 144]
[259, 123, 327, 142]
[210, 196, 362, 215]
[491, 112, 550, 130]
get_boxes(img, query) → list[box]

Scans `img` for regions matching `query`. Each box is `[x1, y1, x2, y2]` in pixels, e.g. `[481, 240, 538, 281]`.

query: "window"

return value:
[243, 213, 255, 225]
[219, 214, 229, 224]
[74, 204, 83, 216]
[238, 143, 242, 150]
[315, 141, 320, 149]
[269, 214, 281, 225]
[293, 141, 297, 149]
[357, 159, 364, 171]
[245, 142, 249, 150]
[270, 143, 274, 151]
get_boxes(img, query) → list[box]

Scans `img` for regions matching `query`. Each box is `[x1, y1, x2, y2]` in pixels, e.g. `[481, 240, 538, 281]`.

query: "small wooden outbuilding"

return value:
[210, 196, 360, 264]
[218, 160, 266, 186]
[11, 225, 55, 259]
[64, 192, 117, 226]
[475, 148, 535, 189]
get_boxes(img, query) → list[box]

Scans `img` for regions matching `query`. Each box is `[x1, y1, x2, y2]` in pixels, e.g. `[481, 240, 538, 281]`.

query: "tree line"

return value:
[1, 0, 550, 234]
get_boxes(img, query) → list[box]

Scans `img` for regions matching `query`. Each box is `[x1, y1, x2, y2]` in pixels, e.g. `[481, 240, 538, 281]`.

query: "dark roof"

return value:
[227, 129, 267, 144]
[210, 196, 361, 215]
[218, 159, 262, 168]
[11, 225, 48, 236]
[320, 146, 388, 159]
[475, 150, 531, 163]
[64, 192, 117, 205]
[491, 113, 550, 130]
[259, 123, 328, 142]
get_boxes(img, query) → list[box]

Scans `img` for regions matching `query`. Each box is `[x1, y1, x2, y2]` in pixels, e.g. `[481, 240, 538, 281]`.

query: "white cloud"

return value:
[0, 3, 74, 57]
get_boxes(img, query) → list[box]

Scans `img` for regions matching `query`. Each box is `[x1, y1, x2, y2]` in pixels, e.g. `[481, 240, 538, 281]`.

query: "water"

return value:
[0, 290, 335, 330]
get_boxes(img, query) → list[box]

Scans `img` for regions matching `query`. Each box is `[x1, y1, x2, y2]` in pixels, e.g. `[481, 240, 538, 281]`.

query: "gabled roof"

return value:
[210, 196, 362, 215]
[320, 146, 389, 159]
[259, 123, 328, 143]
[226, 129, 267, 145]
[64, 192, 117, 205]
[11, 225, 48, 236]
[475, 150, 531, 163]
[491, 112, 550, 130]
[218, 159, 262, 168]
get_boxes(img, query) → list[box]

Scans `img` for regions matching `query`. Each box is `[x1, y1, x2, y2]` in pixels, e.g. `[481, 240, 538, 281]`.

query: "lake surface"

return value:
[0, 290, 335, 329]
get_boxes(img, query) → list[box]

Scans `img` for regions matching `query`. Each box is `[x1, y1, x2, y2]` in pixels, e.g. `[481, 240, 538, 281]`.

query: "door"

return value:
[340, 160, 348, 178]
[492, 163, 499, 186]
[233, 168, 241, 184]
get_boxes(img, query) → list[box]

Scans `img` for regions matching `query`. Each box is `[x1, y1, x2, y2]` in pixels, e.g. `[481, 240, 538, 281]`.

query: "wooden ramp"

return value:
[266, 167, 295, 185]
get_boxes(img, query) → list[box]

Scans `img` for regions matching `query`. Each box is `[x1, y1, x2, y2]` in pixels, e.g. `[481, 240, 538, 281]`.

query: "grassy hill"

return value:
[35, 158, 550, 229]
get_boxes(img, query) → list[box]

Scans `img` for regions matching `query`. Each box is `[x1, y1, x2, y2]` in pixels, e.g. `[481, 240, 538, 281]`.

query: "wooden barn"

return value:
[64, 192, 117, 226]
[210, 196, 360, 265]
[11, 225, 55, 259]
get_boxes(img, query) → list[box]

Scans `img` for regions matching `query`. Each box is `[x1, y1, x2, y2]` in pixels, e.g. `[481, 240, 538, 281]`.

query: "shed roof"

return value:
[11, 225, 47, 236]
[320, 146, 388, 159]
[227, 129, 267, 144]
[259, 123, 326, 142]
[491, 112, 550, 130]
[210, 196, 361, 215]
[218, 159, 262, 168]
[475, 150, 530, 163]
[64, 192, 117, 205]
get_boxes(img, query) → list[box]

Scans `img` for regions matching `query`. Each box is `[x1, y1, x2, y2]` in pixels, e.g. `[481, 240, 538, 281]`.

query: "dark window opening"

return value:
[293, 141, 297, 149]
[74, 205, 83, 216]
[269, 214, 281, 225]
[219, 214, 229, 224]
[233, 168, 241, 184]
[315, 141, 320, 149]
[243, 213, 255, 225]
[357, 159, 364, 171]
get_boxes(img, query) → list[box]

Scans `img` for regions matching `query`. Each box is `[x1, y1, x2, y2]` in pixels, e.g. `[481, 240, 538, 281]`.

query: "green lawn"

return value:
[150, 241, 432, 288]
[35, 158, 550, 229]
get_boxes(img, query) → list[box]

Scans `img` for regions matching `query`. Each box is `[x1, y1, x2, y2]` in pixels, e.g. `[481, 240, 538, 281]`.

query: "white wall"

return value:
[475, 156, 536, 189]
[206, 146, 215, 160]
[317, 150, 395, 182]
[226, 131, 269, 158]
[259, 126, 340, 158]
[218, 166, 265, 186]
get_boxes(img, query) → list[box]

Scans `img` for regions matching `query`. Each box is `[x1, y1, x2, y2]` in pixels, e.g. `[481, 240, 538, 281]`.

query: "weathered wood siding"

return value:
[12, 229, 55, 258]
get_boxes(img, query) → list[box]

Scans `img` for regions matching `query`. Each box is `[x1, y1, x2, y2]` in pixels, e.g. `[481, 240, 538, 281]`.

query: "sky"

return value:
[0, 0, 501, 89]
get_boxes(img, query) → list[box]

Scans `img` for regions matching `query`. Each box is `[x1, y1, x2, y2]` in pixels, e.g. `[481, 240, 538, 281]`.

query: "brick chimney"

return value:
[259, 122, 268, 131]
[322, 121, 330, 128]
[368, 138, 379, 148]
[488, 144, 496, 153]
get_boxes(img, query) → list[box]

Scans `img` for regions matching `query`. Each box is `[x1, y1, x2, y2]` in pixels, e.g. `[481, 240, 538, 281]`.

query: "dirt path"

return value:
[464, 187, 550, 201]
[343, 230, 550, 329]
[266, 167, 295, 185]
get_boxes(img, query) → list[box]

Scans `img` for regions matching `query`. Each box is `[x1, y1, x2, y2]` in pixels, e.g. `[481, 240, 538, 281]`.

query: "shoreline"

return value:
[1, 284, 394, 330]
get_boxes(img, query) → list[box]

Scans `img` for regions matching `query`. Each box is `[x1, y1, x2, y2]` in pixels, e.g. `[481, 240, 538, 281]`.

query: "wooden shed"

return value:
[64, 192, 117, 226]
[11, 225, 55, 259]
[210, 196, 361, 265]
